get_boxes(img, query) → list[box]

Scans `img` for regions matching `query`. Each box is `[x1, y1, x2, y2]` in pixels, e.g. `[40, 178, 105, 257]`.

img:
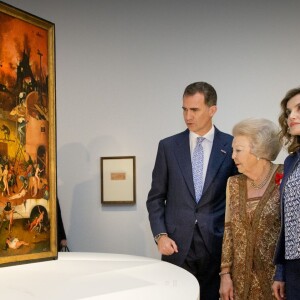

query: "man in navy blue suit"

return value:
[147, 82, 237, 300]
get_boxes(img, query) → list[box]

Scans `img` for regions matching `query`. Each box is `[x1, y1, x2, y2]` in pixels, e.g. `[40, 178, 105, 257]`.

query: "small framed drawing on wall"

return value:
[101, 156, 136, 205]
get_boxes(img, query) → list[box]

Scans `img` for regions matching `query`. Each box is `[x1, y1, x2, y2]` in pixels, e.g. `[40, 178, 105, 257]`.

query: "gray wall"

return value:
[4, 0, 300, 259]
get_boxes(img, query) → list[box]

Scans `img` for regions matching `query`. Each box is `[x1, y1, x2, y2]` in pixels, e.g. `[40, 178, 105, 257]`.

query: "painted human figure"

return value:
[6, 237, 29, 249]
[34, 163, 43, 186]
[0, 202, 14, 232]
[29, 207, 44, 232]
[2, 164, 10, 196]
[0, 124, 10, 140]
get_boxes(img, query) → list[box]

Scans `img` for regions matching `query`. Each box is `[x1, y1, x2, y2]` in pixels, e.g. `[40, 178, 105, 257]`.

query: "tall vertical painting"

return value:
[0, 1, 57, 266]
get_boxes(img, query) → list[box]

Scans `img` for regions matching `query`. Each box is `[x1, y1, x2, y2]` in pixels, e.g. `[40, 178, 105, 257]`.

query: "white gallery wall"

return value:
[4, 0, 300, 259]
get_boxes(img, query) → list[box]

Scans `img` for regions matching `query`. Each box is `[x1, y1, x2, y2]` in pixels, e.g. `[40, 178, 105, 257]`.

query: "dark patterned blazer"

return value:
[274, 150, 300, 273]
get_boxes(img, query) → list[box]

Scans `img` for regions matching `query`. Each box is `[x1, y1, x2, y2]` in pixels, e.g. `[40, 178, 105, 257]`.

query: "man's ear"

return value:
[209, 105, 217, 117]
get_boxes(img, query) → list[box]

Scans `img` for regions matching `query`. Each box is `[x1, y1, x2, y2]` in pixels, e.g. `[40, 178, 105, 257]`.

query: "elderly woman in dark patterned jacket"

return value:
[273, 87, 300, 300]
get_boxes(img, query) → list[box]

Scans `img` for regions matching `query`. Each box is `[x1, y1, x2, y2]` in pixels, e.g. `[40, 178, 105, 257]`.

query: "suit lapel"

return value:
[201, 128, 231, 198]
[173, 130, 195, 199]
[280, 151, 300, 199]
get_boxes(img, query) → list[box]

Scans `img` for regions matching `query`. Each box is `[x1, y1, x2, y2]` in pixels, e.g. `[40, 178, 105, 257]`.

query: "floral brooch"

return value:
[275, 172, 284, 186]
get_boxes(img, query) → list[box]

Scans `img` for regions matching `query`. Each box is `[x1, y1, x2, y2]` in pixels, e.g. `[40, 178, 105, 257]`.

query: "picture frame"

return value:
[101, 156, 136, 205]
[0, 2, 57, 266]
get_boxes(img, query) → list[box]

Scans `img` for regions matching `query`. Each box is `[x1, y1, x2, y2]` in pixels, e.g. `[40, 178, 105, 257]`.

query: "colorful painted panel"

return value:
[0, 1, 57, 266]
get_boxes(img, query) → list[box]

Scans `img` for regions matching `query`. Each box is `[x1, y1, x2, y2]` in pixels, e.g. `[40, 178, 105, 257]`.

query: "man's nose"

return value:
[185, 110, 192, 120]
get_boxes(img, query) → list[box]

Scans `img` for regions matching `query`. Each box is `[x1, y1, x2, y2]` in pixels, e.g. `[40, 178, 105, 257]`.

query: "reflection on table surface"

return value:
[1, 252, 200, 300]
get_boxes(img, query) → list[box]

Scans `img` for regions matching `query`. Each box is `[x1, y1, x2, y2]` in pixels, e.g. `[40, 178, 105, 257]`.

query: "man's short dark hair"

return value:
[183, 82, 217, 106]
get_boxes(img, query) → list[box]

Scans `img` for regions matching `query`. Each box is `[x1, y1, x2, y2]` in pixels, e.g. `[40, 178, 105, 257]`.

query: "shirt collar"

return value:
[190, 125, 215, 143]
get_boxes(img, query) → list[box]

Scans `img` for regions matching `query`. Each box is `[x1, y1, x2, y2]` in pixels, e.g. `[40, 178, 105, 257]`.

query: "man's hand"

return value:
[272, 281, 285, 300]
[157, 235, 178, 255]
[60, 239, 68, 247]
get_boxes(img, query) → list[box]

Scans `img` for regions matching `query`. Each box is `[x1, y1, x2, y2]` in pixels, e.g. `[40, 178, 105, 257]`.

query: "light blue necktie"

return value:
[192, 137, 205, 203]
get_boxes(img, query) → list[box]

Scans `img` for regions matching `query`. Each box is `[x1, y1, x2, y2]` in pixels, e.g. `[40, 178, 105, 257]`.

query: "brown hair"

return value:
[278, 87, 300, 153]
[183, 82, 217, 107]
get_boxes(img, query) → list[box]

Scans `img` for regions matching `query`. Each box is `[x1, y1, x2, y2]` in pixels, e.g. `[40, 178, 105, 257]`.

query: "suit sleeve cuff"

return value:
[273, 264, 285, 282]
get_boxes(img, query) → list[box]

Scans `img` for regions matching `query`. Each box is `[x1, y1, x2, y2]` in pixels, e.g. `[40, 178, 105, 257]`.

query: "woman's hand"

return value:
[219, 273, 234, 300]
[272, 281, 285, 300]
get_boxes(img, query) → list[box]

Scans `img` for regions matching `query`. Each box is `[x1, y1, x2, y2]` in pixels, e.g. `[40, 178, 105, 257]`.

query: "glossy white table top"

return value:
[0, 252, 200, 299]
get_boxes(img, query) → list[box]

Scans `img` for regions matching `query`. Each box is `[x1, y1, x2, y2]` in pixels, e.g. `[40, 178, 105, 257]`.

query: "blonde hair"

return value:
[232, 118, 281, 161]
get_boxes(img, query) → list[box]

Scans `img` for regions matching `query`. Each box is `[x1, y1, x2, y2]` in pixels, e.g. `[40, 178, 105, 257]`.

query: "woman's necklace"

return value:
[249, 163, 274, 190]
